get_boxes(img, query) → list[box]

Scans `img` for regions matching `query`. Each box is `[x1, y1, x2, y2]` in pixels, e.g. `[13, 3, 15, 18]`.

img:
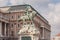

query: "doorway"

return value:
[21, 36, 31, 40]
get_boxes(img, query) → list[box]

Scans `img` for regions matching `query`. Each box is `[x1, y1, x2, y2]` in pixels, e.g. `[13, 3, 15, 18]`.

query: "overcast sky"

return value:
[0, 0, 60, 38]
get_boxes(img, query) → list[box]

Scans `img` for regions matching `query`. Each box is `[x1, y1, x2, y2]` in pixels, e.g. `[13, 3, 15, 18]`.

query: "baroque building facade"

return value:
[0, 4, 51, 40]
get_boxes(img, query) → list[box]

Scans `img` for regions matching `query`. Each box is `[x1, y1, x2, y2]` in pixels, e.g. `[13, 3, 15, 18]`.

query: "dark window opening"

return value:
[18, 24, 20, 27]
[14, 23, 16, 25]
[31, 22, 32, 24]
[12, 16, 13, 19]
[11, 24, 13, 27]
[11, 31, 14, 36]
[18, 15, 20, 18]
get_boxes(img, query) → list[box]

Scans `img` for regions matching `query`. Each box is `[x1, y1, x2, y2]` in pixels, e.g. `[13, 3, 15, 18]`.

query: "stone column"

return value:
[42, 26, 44, 39]
[41, 25, 45, 40]
[0, 22, 2, 36]
[5, 23, 6, 36]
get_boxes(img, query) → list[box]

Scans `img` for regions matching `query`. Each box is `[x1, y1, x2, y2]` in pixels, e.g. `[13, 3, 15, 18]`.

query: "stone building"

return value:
[0, 4, 51, 40]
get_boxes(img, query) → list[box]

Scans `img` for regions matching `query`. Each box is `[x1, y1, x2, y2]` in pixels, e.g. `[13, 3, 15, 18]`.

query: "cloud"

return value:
[0, 0, 8, 7]
[9, 0, 50, 5]
[10, 0, 23, 5]
[47, 3, 60, 37]
[48, 3, 60, 24]
[25, 0, 50, 4]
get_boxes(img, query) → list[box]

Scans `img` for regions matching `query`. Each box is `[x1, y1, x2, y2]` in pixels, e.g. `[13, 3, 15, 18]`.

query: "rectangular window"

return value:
[11, 31, 14, 36]
[11, 24, 13, 27]
[12, 16, 13, 19]
[18, 24, 20, 27]
[18, 15, 20, 18]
